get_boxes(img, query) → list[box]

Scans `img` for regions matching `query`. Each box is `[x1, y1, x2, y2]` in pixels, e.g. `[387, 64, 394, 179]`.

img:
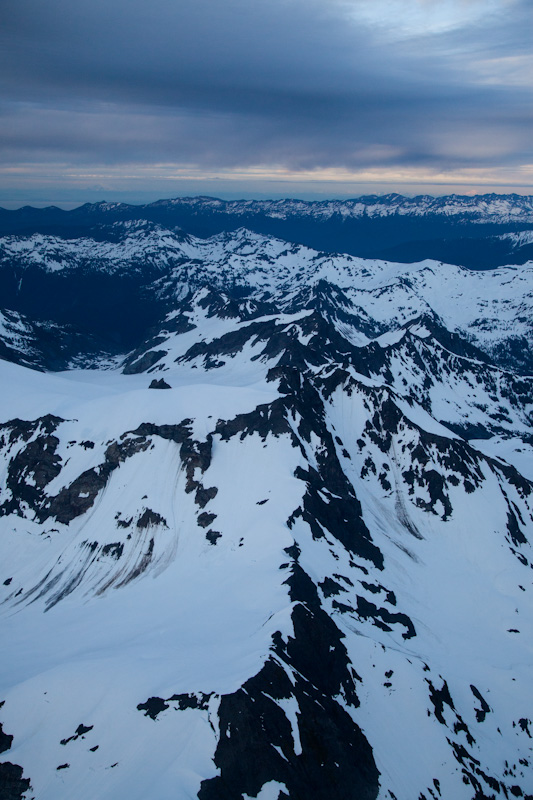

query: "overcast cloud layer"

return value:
[0, 0, 531, 202]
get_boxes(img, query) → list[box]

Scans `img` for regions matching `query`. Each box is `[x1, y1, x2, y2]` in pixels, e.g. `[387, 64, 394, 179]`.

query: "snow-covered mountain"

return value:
[148, 193, 533, 222]
[2, 193, 533, 269]
[1, 221, 533, 800]
[3, 223, 533, 372]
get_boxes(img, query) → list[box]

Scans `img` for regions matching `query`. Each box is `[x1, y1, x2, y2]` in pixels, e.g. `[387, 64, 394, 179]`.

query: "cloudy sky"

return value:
[1, 0, 531, 206]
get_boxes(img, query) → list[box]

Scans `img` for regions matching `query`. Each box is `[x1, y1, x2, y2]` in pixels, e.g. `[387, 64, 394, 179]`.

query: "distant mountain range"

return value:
[2, 192, 533, 268]
[1, 199, 533, 800]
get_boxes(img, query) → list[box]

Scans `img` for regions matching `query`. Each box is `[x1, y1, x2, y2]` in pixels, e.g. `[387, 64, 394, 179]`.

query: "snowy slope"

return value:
[0, 308, 114, 371]
[1, 224, 533, 800]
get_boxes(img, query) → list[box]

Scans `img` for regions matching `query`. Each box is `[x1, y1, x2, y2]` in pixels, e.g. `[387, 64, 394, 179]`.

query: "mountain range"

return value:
[1, 196, 533, 800]
[1, 193, 533, 269]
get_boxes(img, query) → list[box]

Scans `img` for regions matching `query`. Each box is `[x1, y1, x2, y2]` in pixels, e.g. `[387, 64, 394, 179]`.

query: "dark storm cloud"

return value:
[0, 0, 531, 173]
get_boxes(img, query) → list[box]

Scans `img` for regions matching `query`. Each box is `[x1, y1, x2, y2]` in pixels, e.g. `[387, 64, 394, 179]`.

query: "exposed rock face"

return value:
[0, 713, 31, 800]
[199, 563, 380, 800]
[148, 378, 171, 389]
